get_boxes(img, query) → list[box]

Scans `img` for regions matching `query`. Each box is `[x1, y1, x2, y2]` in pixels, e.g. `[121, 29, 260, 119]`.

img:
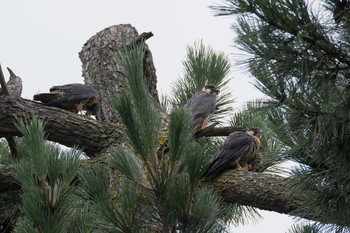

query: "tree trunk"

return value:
[79, 24, 158, 123]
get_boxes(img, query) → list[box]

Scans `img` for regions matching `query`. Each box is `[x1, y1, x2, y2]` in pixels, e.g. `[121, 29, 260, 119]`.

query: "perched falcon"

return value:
[201, 128, 263, 181]
[0, 67, 23, 97]
[185, 84, 219, 132]
[33, 83, 100, 115]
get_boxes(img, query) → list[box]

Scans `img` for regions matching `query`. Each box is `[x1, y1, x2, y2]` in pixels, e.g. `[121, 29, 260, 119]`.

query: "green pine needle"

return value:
[168, 107, 193, 166]
[110, 44, 161, 162]
[108, 146, 146, 186]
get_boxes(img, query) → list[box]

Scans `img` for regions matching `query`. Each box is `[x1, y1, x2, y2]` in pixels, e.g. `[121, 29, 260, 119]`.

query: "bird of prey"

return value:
[185, 84, 219, 132]
[33, 83, 100, 115]
[201, 128, 263, 181]
[0, 67, 23, 97]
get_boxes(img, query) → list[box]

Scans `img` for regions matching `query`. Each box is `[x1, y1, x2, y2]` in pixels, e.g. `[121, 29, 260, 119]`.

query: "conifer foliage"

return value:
[12, 117, 83, 233]
[106, 44, 257, 232]
[0, 43, 260, 232]
[211, 0, 350, 231]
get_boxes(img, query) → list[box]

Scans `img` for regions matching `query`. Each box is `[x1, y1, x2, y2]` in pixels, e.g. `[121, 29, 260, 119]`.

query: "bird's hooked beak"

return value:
[255, 128, 263, 138]
[203, 84, 220, 95]
[213, 88, 220, 96]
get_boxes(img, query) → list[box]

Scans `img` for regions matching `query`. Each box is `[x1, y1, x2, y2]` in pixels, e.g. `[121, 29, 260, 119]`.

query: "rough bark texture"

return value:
[206, 171, 299, 214]
[79, 24, 158, 123]
[0, 96, 124, 156]
[0, 64, 20, 157]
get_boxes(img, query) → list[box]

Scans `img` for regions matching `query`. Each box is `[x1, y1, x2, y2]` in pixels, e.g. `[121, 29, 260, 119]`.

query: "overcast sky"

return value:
[0, 1, 296, 232]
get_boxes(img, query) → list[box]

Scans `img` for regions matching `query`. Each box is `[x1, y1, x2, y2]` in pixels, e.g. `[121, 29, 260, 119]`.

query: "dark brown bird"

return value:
[33, 83, 100, 115]
[201, 128, 263, 181]
[185, 84, 219, 132]
[0, 67, 23, 97]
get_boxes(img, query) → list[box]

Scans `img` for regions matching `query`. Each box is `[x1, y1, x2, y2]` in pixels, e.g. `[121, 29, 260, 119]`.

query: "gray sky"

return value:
[0, 0, 295, 232]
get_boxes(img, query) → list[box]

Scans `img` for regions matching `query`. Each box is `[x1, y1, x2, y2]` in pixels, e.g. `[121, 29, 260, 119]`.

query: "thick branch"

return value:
[204, 170, 299, 214]
[0, 96, 123, 156]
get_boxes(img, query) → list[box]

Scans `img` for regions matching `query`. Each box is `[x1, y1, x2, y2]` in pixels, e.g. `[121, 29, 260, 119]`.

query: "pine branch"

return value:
[2, 165, 294, 207]
[243, 1, 350, 66]
[0, 162, 320, 223]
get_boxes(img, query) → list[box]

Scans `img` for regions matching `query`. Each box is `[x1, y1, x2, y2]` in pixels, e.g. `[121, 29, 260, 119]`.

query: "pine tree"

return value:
[0, 42, 265, 232]
[211, 0, 350, 231]
[4, 3, 350, 229]
[94, 43, 261, 232]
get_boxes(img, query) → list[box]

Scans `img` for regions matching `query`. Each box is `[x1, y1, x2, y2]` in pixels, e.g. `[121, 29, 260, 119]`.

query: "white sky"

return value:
[0, 1, 296, 232]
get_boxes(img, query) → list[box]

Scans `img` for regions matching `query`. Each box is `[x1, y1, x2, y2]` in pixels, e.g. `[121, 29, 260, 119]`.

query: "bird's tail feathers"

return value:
[33, 93, 63, 103]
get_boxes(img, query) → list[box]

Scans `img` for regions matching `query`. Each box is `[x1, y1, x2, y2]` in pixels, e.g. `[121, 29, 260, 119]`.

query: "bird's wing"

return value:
[46, 84, 98, 105]
[185, 91, 217, 130]
[33, 92, 64, 103]
[49, 83, 83, 92]
[186, 92, 216, 115]
[202, 132, 253, 179]
[50, 83, 97, 98]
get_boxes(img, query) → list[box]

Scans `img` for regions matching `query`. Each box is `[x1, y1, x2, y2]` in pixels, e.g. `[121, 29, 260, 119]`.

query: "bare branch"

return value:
[0, 64, 19, 157]
[195, 124, 245, 138]
[126, 31, 154, 48]
[0, 63, 9, 96]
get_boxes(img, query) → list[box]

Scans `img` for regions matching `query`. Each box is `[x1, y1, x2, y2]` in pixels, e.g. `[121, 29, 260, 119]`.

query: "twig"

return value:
[0, 63, 18, 157]
[129, 32, 154, 45]
[0, 63, 9, 96]
[194, 125, 245, 139]
[126, 31, 154, 50]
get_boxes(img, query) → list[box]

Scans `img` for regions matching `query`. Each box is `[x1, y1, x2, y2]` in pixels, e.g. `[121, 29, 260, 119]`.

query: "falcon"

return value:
[185, 84, 219, 132]
[33, 83, 100, 115]
[0, 67, 23, 97]
[201, 128, 263, 181]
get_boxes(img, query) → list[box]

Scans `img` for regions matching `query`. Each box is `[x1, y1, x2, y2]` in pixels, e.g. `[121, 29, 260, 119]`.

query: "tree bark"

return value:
[79, 24, 158, 123]
[0, 96, 123, 156]
[205, 171, 299, 214]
